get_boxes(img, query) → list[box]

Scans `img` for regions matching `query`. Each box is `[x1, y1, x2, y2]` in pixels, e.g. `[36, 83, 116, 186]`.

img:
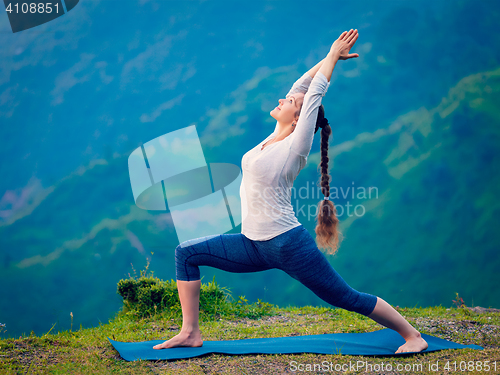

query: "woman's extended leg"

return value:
[368, 297, 428, 353]
[277, 226, 428, 354]
[154, 233, 272, 349]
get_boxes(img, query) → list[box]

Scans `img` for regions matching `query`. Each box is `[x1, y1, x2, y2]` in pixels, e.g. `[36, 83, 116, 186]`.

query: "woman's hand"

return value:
[330, 29, 359, 60]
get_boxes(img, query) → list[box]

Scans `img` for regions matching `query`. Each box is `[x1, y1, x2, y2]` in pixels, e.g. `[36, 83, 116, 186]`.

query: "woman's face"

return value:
[270, 92, 304, 125]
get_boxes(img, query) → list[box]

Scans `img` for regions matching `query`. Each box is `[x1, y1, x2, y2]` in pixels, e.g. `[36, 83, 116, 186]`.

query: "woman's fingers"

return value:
[340, 29, 357, 42]
[335, 29, 359, 57]
[347, 29, 358, 43]
[350, 33, 358, 47]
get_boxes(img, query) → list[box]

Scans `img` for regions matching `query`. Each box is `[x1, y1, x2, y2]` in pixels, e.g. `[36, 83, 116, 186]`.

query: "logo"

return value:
[128, 125, 244, 246]
[4, 0, 79, 33]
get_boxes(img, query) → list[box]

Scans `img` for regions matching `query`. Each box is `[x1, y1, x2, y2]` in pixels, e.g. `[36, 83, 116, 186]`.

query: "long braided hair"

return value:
[314, 105, 342, 255]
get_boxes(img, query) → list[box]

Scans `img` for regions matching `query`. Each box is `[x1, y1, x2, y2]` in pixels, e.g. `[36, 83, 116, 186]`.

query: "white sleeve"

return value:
[289, 71, 330, 157]
[286, 72, 313, 98]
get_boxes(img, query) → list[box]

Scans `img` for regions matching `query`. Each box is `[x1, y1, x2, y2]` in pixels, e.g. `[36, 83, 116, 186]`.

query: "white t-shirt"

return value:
[240, 71, 330, 240]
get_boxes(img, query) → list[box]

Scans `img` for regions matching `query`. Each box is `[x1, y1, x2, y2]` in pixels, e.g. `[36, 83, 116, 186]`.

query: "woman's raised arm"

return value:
[289, 29, 359, 156]
[306, 57, 326, 79]
[286, 57, 327, 98]
[319, 29, 359, 82]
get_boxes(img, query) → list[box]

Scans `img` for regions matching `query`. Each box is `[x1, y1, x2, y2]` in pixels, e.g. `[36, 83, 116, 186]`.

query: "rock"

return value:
[467, 306, 500, 314]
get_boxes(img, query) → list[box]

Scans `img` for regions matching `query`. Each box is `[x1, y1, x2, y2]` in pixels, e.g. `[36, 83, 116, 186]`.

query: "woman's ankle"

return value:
[405, 329, 423, 341]
[180, 325, 200, 335]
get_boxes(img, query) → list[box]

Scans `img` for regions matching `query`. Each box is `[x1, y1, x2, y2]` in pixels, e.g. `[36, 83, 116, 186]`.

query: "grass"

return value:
[1, 282, 498, 374]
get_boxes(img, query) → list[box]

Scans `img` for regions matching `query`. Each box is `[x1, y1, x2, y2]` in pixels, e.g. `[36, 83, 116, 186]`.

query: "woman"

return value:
[154, 29, 428, 354]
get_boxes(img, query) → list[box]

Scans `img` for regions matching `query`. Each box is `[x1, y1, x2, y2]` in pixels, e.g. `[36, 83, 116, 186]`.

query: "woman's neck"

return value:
[275, 122, 294, 140]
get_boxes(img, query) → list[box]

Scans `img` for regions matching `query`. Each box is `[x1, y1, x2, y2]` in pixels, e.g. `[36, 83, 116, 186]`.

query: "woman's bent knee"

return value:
[175, 243, 199, 281]
[175, 243, 191, 262]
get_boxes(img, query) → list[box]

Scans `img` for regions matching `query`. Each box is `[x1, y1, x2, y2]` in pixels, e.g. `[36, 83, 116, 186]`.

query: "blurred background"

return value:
[1, 0, 499, 338]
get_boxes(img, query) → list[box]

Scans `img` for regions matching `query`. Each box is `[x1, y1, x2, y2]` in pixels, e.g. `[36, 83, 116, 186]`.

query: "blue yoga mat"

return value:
[108, 328, 483, 361]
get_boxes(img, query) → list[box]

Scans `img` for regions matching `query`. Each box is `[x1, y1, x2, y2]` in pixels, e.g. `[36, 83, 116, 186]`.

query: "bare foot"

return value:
[153, 330, 203, 349]
[395, 333, 428, 354]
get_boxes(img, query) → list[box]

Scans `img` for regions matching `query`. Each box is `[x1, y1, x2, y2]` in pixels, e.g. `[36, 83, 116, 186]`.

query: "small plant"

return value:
[452, 292, 467, 308]
[237, 295, 248, 305]
[117, 274, 181, 319]
[117, 254, 277, 321]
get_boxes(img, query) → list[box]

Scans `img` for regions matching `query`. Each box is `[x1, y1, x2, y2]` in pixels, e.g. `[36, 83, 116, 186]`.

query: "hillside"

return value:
[2, 66, 500, 339]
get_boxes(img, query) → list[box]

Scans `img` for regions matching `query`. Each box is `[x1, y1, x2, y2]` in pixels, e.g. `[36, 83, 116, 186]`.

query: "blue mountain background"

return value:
[1, 0, 499, 338]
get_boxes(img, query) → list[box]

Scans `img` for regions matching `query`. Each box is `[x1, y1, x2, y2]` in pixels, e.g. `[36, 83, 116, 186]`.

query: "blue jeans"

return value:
[175, 224, 378, 316]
